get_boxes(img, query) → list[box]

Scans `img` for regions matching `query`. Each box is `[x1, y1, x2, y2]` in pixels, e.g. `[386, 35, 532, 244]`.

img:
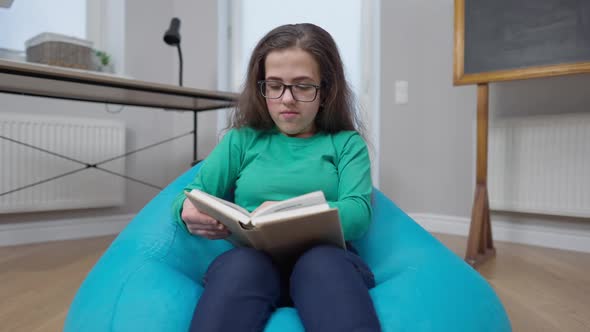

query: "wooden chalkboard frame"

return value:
[452, 0, 590, 268]
[453, 0, 590, 85]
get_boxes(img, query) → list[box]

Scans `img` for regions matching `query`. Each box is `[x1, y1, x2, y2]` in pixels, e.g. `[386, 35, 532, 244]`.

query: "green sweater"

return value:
[172, 127, 373, 241]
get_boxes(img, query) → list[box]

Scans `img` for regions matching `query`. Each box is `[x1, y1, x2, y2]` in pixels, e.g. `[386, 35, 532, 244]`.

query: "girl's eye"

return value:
[294, 85, 314, 91]
[267, 83, 283, 90]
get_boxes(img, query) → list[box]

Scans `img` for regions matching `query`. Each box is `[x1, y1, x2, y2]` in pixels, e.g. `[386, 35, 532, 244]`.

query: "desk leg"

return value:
[465, 83, 496, 268]
[191, 111, 199, 166]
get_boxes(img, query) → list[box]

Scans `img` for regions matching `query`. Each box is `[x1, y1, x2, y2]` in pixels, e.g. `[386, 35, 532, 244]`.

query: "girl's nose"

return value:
[281, 86, 296, 104]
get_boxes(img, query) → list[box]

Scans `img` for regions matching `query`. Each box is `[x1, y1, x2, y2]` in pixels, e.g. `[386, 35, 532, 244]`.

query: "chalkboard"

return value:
[454, 0, 590, 85]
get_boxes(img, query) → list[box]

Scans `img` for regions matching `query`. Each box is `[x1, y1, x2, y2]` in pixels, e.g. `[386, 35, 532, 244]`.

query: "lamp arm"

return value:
[177, 44, 183, 87]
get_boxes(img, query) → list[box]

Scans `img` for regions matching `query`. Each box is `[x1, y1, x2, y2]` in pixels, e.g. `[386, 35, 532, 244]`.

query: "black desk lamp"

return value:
[164, 17, 199, 165]
[164, 17, 183, 86]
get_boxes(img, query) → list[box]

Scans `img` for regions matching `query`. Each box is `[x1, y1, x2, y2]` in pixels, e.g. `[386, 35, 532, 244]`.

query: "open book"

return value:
[184, 189, 345, 262]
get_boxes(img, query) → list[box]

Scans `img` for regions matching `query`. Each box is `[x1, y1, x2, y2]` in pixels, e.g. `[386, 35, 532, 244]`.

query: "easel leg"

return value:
[466, 186, 495, 267]
[465, 83, 496, 268]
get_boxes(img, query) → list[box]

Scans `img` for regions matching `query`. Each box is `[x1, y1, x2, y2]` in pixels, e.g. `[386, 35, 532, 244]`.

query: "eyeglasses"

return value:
[258, 80, 321, 102]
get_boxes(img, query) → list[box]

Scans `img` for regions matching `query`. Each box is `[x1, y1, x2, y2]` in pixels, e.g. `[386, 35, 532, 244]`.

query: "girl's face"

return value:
[263, 47, 321, 138]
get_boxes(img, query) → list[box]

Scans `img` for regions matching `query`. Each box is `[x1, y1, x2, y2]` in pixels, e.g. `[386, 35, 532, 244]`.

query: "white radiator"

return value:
[489, 113, 590, 218]
[0, 113, 126, 213]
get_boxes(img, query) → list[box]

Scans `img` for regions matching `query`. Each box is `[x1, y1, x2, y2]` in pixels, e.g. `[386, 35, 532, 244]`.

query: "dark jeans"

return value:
[189, 244, 381, 332]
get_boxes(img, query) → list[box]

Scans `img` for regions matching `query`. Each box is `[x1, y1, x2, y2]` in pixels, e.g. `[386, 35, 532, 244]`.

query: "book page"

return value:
[184, 190, 253, 246]
[201, 191, 251, 216]
[251, 203, 330, 227]
[185, 190, 251, 225]
[253, 191, 326, 217]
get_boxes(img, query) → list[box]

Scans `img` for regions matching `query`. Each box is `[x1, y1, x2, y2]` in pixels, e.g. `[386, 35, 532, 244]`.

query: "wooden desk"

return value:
[0, 59, 238, 111]
[0, 59, 239, 164]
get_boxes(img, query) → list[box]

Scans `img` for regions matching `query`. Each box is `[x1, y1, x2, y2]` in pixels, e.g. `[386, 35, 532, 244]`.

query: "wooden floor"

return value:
[1, 234, 589, 331]
[432, 234, 590, 332]
[0, 236, 114, 332]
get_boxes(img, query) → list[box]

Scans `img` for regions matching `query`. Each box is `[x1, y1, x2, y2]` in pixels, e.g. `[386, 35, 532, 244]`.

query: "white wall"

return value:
[380, 0, 476, 216]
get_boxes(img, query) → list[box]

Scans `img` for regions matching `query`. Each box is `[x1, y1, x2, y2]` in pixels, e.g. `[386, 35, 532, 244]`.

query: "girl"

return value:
[173, 23, 381, 332]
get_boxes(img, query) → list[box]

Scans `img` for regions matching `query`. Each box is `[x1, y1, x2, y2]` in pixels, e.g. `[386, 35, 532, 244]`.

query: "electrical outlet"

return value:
[395, 80, 408, 104]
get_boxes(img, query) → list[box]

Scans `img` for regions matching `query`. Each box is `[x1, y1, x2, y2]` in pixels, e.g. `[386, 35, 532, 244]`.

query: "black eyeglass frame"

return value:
[257, 80, 321, 102]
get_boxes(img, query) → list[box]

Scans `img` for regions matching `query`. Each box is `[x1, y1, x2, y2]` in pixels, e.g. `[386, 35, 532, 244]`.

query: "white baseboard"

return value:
[410, 213, 590, 253]
[0, 214, 135, 247]
[3, 212, 589, 253]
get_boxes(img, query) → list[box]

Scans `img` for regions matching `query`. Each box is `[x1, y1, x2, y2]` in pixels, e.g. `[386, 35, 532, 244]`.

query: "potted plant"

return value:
[93, 50, 114, 73]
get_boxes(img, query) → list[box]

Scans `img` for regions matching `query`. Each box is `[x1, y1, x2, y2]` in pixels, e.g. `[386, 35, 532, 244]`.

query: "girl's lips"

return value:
[280, 111, 299, 117]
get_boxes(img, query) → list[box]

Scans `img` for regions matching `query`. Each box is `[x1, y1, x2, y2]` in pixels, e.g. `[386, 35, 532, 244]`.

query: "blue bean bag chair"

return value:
[65, 163, 511, 332]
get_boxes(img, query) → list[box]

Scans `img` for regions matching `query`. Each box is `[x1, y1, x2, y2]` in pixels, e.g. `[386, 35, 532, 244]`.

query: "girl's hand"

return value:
[181, 198, 230, 239]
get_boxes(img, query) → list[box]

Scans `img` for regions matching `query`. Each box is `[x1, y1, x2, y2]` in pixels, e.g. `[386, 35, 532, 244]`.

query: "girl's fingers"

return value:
[188, 222, 220, 231]
[187, 222, 228, 234]
[187, 220, 227, 231]
[193, 229, 230, 239]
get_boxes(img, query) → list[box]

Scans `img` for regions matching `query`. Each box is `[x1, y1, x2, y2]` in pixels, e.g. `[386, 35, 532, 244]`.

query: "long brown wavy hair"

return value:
[229, 23, 365, 136]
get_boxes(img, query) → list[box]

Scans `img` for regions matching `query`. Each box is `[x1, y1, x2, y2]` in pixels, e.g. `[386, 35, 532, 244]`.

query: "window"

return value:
[0, 0, 86, 54]
[0, 0, 120, 73]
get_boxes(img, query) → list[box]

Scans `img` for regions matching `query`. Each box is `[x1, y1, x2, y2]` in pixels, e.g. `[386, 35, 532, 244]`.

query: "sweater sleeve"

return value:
[171, 129, 244, 229]
[327, 133, 373, 241]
